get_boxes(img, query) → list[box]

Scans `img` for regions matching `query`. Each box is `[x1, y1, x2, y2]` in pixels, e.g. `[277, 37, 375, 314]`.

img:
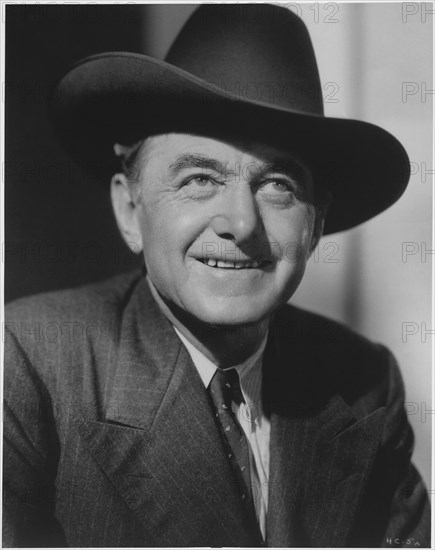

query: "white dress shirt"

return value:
[146, 276, 271, 539]
[173, 326, 270, 541]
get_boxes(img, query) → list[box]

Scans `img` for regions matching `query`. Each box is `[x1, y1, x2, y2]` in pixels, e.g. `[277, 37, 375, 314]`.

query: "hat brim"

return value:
[49, 52, 410, 235]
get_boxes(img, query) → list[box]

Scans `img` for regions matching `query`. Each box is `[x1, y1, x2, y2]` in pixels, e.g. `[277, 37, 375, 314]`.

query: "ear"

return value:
[308, 196, 331, 256]
[309, 210, 325, 256]
[110, 173, 143, 254]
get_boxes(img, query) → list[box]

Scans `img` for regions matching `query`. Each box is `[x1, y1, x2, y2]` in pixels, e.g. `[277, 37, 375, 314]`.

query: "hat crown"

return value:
[50, 4, 409, 234]
[166, 4, 324, 115]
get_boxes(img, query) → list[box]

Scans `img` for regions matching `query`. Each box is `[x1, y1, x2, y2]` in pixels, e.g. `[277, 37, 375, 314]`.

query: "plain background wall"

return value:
[5, 5, 143, 302]
[5, 3, 432, 488]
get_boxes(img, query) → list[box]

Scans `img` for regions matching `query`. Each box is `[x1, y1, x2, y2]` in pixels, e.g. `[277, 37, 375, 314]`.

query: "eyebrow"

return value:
[259, 160, 308, 181]
[168, 154, 226, 178]
[167, 153, 310, 186]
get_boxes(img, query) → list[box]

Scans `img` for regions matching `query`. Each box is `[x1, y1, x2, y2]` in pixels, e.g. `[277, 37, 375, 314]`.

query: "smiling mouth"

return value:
[196, 258, 271, 269]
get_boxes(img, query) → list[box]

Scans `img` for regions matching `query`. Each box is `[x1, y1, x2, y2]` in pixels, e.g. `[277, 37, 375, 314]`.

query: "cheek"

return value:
[138, 201, 208, 263]
[267, 204, 316, 258]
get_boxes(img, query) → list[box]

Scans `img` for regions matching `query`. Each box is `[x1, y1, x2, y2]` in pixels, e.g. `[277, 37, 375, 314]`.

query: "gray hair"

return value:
[113, 141, 145, 201]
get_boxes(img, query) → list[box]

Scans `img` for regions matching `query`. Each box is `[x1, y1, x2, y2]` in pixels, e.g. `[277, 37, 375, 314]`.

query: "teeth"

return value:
[202, 258, 263, 269]
[217, 260, 233, 268]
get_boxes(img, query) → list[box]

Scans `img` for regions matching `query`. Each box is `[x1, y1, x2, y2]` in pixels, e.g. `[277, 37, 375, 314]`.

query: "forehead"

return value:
[138, 132, 311, 175]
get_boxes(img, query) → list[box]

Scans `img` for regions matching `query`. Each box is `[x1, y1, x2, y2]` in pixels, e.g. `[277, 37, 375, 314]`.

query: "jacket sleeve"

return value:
[3, 326, 67, 547]
[375, 347, 431, 548]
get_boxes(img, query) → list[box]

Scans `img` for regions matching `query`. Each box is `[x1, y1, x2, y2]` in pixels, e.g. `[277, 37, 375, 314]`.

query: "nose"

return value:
[209, 184, 263, 244]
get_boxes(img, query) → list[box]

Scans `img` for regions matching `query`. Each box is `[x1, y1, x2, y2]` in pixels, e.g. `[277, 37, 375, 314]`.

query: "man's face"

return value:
[132, 133, 322, 326]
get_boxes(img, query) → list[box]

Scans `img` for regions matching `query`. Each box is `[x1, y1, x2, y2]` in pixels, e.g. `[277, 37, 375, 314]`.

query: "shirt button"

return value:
[225, 426, 231, 432]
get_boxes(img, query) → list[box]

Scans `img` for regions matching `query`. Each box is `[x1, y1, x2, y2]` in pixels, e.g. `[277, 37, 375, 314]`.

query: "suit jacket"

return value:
[3, 270, 431, 547]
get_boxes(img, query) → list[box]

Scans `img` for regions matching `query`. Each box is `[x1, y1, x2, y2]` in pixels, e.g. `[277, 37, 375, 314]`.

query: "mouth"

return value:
[195, 258, 272, 269]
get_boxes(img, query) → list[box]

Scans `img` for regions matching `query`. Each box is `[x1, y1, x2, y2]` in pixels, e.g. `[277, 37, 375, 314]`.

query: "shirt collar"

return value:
[174, 326, 267, 425]
[173, 326, 267, 387]
[146, 275, 268, 423]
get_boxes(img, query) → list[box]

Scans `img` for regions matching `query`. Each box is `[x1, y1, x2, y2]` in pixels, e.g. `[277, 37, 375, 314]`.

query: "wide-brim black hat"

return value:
[49, 3, 410, 235]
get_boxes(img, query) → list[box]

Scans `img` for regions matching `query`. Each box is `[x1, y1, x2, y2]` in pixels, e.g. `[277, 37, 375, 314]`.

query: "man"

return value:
[3, 4, 430, 548]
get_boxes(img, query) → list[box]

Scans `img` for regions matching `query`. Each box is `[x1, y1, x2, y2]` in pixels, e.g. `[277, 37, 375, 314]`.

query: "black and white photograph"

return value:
[1, 1, 433, 547]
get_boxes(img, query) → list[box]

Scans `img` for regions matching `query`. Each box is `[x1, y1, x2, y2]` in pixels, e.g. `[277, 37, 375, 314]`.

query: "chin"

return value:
[188, 295, 275, 327]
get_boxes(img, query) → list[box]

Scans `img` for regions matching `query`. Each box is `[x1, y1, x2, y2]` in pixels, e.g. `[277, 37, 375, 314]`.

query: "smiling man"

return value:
[3, 4, 430, 548]
[111, 133, 323, 361]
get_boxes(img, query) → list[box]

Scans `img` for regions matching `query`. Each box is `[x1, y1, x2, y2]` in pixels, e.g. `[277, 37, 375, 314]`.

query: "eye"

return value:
[179, 173, 222, 201]
[260, 179, 295, 193]
[184, 175, 216, 187]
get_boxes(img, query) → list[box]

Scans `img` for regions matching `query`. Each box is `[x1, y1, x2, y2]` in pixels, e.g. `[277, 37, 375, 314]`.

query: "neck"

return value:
[147, 279, 269, 368]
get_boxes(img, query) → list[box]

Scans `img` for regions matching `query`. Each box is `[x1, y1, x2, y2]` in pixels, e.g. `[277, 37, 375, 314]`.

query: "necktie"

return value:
[209, 368, 253, 502]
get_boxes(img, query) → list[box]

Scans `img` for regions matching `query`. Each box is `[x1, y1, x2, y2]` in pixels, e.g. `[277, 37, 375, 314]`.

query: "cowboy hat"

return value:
[49, 3, 410, 234]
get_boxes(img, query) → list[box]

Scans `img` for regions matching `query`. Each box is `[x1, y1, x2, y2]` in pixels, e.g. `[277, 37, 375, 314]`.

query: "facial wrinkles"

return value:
[191, 152, 264, 259]
[137, 134, 317, 264]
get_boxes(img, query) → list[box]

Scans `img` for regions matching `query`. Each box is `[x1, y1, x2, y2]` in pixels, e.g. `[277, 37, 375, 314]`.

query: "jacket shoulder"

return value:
[275, 303, 401, 412]
[277, 302, 382, 354]
[5, 269, 142, 327]
[4, 270, 144, 406]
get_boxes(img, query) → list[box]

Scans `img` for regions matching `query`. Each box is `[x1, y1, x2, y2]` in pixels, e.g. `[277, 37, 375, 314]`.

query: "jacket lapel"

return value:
[78, 277, 258, 546]
[265, 310, 385, 547]
[78, 276, 385, 547]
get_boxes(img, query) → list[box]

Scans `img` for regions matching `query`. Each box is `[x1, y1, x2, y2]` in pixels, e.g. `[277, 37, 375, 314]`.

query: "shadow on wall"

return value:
[5, 5, 148, 303]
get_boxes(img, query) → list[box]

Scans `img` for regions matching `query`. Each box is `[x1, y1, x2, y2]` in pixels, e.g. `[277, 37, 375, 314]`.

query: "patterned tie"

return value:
[209, 368, 253, 503]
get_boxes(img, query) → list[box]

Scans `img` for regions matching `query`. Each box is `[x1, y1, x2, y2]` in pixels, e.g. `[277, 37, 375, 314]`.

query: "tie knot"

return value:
[210, 368, 244, 408]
